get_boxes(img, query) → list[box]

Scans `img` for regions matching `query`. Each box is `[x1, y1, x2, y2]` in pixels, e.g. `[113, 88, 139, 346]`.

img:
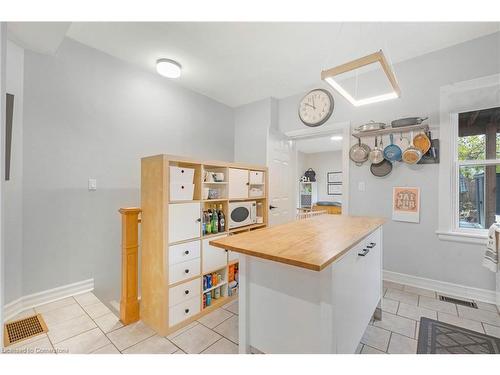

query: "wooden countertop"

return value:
[209, 215, 385, 271]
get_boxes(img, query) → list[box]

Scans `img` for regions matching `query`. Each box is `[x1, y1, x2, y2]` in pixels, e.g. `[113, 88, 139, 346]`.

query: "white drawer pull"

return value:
[358, 248, 370, 257]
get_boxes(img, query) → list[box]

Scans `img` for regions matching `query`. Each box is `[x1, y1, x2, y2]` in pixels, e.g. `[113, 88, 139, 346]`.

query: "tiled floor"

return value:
[4, 281, 500, 354]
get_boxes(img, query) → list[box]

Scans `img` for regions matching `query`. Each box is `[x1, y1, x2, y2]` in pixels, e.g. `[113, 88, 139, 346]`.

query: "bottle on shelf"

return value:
[218, 204, 225, 232]
[204, 210, 212, 235]
[211, 204, 218, 234]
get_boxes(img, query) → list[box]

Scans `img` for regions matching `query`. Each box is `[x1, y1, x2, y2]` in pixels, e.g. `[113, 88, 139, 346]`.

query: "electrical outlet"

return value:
[358, 181, 365, 192]
[88, 178, 97, 191]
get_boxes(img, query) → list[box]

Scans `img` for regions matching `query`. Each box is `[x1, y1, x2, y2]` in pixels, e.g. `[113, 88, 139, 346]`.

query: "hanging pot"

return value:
[349, 138, 371, 166]
[402, 132, 423, 164]
[370, 159, 393, 177]
[369, 136, 384, 164]
[383, 134, 402, 162]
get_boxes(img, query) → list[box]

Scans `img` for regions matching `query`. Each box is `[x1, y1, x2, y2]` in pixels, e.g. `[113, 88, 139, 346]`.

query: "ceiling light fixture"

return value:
[156, 58, 182, 78]
[330, 135, 343, 141]
[321, 50, 400, 107]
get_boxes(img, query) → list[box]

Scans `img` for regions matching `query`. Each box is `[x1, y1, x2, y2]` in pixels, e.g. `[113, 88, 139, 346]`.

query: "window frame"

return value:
[437, 74, 500, 244]
[451, 116, 500, 236]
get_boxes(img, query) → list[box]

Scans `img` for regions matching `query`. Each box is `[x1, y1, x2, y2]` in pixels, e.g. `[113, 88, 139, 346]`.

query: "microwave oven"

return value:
[228, 201, 257, 229]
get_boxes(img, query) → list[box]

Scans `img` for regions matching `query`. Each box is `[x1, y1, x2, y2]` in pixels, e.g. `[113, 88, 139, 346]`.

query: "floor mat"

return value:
[417, 317, 500, 354]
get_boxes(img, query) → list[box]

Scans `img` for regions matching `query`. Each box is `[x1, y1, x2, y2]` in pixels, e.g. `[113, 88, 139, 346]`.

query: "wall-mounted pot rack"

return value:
[351, 123, 429, 139]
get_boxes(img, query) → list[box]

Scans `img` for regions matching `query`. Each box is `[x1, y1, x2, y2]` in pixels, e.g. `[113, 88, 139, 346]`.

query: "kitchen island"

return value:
[210, 214, 385, 354]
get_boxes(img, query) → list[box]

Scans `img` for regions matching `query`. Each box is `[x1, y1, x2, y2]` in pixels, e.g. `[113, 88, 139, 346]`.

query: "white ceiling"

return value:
[8, 22, 500, 107]
[295, 135, 343, 154]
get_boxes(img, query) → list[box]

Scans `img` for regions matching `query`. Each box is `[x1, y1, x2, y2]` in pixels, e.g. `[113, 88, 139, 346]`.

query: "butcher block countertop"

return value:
[210, 215, 385, 271]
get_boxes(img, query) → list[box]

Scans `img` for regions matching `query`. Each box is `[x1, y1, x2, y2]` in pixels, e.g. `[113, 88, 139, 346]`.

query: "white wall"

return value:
[279, 32, 500, 291]
[301, 151, 342, 203]
[21, 38, 234, 303]
[4, 41, 23, 304]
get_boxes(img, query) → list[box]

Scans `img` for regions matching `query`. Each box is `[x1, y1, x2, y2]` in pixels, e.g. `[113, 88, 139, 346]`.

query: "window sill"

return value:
[436, 230, 488, 245]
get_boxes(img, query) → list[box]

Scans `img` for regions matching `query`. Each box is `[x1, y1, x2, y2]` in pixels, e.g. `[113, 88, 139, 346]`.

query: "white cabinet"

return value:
[169, 258, 201, 285]
[169, 240, 200, 265]
[169, 166, 195, 184]
[202, 235, 228, 272]
[169, 296, 200, 327]
[228, 168, 249, 199]
[169, 278, 201, 307]
[249, 170, 264, 185]
[170, 183, 195, 201]
[333, 229, 382, 353]
[168, 203, 201, 243]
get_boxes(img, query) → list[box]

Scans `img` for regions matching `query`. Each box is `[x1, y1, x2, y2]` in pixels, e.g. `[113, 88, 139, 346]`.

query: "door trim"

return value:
[287, 121, 350, 216]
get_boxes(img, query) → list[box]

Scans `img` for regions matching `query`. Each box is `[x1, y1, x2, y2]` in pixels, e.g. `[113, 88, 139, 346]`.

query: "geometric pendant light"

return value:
[321, 49, 401, 106]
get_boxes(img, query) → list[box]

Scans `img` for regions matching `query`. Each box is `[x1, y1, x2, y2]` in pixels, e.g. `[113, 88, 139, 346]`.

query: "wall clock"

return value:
[298, 88, 334, 127]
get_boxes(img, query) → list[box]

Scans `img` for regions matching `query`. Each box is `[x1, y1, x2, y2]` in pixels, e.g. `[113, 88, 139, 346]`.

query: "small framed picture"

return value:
[328, 184, 342, 195]
[327, 171, 342, 184]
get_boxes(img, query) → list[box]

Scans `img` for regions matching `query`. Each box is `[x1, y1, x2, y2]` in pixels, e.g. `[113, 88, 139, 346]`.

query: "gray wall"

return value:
[22, 38, 234, 303]
[4, 41, 23, 303]
[279, 32, 500, 291]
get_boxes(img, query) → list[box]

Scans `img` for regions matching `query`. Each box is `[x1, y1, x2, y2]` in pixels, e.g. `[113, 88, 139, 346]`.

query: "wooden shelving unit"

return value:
[140, 154, 268, 335]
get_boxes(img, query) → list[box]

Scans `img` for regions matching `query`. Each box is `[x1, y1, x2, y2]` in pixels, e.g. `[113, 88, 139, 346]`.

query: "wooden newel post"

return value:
[119, 207, 141, 325]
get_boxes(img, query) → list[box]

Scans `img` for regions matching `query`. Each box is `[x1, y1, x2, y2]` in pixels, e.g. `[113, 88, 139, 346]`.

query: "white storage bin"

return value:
[170, 166, 195, 184]
[169, 296, 200, 327]
[170, 183, 195, 201]
[249, 187, 263, 197]
[249, 170, 264, 185]
[169, 278, 201, 307]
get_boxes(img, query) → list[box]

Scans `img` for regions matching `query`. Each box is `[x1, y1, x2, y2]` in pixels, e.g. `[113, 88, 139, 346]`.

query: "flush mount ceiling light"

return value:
[330, 135, 343, 141]
[321, 50, 400, 107]
[156, 58, 182, 78]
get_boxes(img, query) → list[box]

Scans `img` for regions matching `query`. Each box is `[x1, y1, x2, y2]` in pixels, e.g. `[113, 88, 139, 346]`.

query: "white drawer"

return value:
[169, 296, 200, 327]
[169, 258, 201, 285]
[168, 203, 201, 243]
[170, 183, 195, 201]
[169, 278, 201, 307]
[169, 240, 201, 266]
[249, 170, 264, 185]
[169, 166, 195, 184]
[203, 235, 228, 273]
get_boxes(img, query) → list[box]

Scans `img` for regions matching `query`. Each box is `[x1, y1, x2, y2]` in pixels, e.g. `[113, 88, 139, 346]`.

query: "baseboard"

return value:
[383, 270, 497, 305]
[3, 278, 94, 321]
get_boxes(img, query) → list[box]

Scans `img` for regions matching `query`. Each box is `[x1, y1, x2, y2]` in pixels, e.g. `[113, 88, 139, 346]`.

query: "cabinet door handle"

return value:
[196, 218, 201, 222]
[184, 290, 190, 295]
[366, 242, 376, 248]
[181, 185, 185, 189]
[184, 269, 190, 274]
[358, 248, 370, 256]
[185, 308, 189, 314]
[184, 250, 190, 255]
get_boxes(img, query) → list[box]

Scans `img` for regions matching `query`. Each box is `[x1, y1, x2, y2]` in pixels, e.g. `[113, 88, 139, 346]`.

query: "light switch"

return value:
[88, 178, 97, 191]
[358, 181, 365, 192]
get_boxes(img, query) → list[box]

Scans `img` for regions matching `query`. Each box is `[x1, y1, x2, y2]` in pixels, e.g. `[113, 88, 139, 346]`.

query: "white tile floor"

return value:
[4, 281, 500, 354]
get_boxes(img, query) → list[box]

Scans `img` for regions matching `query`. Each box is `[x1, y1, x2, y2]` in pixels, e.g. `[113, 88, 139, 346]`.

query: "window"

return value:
[456, 107, 500, 231]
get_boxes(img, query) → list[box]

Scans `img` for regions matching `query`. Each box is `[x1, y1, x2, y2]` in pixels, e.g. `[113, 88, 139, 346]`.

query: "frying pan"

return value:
[402, 132, 423, 164]
[370, 159, 393, 177]
[356, 121, 386, 132]
[413, 132, 431, 154]
[391, 117, 428, 128]
[349, 138, 371, 166]
[369, 136, 384, 164]
[383, 134, 402, 162]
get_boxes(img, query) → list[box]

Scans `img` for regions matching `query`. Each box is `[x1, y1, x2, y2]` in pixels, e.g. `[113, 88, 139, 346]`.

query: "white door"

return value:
[228, 168, 249, 199]
[202, 235, 228, 272]
[168, 203, 201, 243]
[268, 131, 293, 226]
